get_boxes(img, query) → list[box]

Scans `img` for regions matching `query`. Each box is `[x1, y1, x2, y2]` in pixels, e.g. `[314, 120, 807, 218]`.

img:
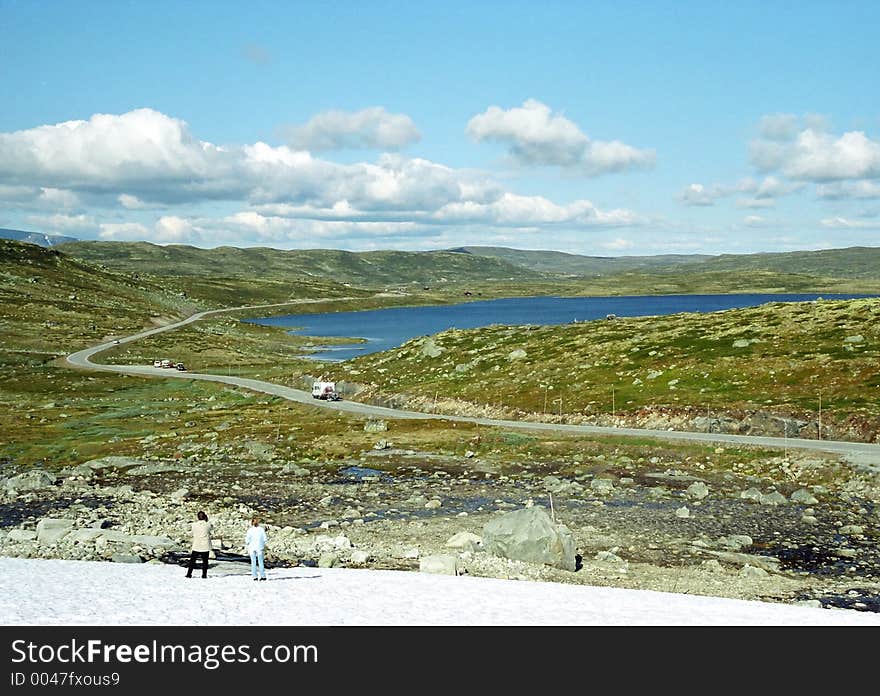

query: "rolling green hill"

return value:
[448, 246, 712, 275]
[60, 241, 547, 287]
[451, 244, 880, 281]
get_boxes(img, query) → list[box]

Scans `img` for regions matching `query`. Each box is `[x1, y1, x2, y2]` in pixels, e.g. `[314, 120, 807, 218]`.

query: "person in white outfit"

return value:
[245, 517, 268, 581]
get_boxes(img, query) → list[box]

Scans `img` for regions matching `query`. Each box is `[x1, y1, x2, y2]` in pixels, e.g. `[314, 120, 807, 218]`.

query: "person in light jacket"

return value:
[185, 511, 213, 579]
[245, 517, 268, 581]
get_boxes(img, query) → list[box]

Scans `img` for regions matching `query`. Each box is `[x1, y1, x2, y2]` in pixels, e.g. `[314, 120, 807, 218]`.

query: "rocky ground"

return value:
[3, 424, 879, 615]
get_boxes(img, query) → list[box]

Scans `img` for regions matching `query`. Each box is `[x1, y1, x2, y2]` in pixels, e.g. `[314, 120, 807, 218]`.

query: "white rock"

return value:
[686, 482, 709, 500]
[350, 550, 370, 564]
[675, 506, 690, 518]
[419, 554, 459, 575]
[445, 532, 482, 550]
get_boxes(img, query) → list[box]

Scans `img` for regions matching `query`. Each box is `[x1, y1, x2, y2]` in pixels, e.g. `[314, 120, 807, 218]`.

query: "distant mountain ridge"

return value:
[449, 245, 880, 280]
[60, 241, 546, 287]
[0, 228, 78, 247]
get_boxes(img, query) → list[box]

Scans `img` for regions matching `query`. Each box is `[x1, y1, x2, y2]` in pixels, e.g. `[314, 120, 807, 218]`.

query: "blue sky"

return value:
[2, 1, 879, 255]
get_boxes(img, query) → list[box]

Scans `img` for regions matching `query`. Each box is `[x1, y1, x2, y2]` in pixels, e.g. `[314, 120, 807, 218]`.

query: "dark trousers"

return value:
[186, 550, 209, 578]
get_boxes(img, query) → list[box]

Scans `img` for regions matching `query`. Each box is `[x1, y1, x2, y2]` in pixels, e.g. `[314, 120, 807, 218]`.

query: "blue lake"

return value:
[245, 293, 876, 362]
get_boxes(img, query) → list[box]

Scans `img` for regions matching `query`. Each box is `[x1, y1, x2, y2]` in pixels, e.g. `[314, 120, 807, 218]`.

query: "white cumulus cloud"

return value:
[285, 107, 421, 151]
[26, 213, 95, 233]
[466, 99, 655, 175]
[0, 108, 646, 247]
[750, 115, 880, 181]
[678, 183, 725, 206]
[820, 216, 880, 230]
[816, 180, 880, 200]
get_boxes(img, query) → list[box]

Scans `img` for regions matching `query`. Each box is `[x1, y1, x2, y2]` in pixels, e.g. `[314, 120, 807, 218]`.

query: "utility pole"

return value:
[611, 385, 615, 422]
[818, 392, 822, 441]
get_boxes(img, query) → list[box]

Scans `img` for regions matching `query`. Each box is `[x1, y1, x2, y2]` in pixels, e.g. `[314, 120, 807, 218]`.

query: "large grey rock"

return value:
[363, 419, 388, 433]
[350, 550, 370, 564]
[36, 518, 74, 545]
[67, 529, 104, 544]
[482, 506, 576, 572]
[420, 337, 443, 358]
[739, 564, 769, 578]
[318, 553, 338, 568]
[686, 482, 709, 500]
[709, 551, 780, 573]
[590, 478, 615, 495]
[760, 490, 788, 506]
[791, 488, 819, 505]
[111, 553, 144, 564]
[126, 463, 187, 476]
[81, 456, 145, 471]
[419, 554, 459, 575]
[4, 470, 56, 492]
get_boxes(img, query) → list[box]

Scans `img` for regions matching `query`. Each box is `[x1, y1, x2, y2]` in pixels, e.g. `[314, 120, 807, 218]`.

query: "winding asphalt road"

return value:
[67, 301, 880, 471]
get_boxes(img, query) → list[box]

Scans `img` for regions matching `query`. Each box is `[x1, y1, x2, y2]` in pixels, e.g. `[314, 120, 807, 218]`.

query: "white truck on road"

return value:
[312, 380, 340, 400]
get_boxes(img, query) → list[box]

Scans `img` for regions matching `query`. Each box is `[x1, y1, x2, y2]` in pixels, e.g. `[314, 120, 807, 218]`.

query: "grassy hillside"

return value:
[450, 246, 711, 275]
[693, 247, 880, 279]
[0, 238, 190, 357]
[325, 297, 880, 440]
[60, 241, 547, 288]
[452, 244, 880, 282]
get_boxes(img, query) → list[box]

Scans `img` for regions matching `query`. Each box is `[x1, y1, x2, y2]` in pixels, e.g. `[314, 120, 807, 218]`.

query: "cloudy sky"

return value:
[2, 1, 879, 255]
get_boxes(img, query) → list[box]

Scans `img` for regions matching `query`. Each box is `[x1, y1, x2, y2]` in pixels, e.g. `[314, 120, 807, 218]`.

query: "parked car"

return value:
[153, 360, 162, 368]
[175, 363, 186, 371]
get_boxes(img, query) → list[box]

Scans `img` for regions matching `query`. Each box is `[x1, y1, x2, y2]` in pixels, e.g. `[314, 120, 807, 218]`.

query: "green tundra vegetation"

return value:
[2, 237, 880, 477]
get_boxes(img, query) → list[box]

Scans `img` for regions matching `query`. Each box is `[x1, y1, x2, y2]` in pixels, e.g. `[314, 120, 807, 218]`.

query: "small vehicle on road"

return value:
[312, 380, 341, 400]
[175, 363, 186, 371]
[153, 360, 162, 368]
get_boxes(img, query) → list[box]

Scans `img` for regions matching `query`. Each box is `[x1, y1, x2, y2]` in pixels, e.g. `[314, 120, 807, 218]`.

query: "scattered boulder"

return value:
[839, 525, 864, 535]
[590, 478, 614, 495]
[445, 532, 482, 550]
[675, 506, 690, 519]
[282, 463, 310, 476]
[594, 550, 625, 563]
[482, 506, 576, 572]
[718, 535, 753, 551]
[350, 550, 370, 565]
[8, 529, 37, 542]
[760, 490, 788, 506]
[739, 564, 768, 578]
[111, 553, 144, 564]
[420, 337, 443, 358]
[36, 518, 74, 545]
[686, 482, 709, 500]
[4, 470, 57, 493]
[81, 456, 144, 471]
[318, 553, 338, 568]
[126, 463, 186, 477]
[424, 499, 442, 509]
[363, 420, 388, 433]
[419, 554, 459, 576]
[508, 349, 527, 361]
[791, 488, 819, 505]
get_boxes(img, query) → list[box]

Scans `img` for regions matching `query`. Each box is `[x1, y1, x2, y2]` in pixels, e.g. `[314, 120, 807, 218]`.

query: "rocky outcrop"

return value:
[482, 506, 576, 572]
[4, 470, 56, 493]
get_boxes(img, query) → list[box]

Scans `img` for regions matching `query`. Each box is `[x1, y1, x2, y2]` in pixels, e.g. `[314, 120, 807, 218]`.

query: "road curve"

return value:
[67, 301, 880, 469]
